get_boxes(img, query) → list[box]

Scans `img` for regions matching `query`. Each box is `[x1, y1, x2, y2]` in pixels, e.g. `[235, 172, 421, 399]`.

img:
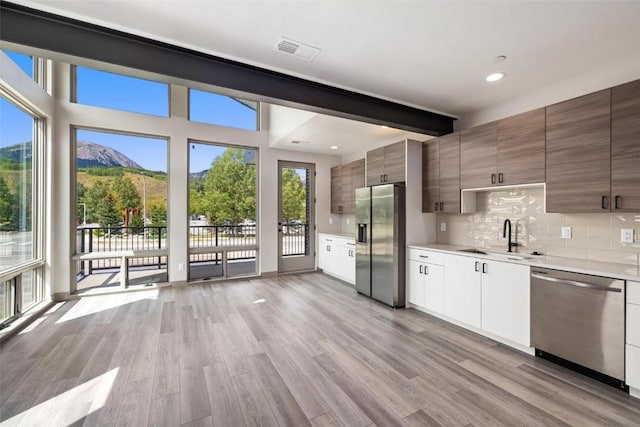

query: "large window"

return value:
[0, 93, 44, 327]
[0, 97, 35, 269]
[189, 89, 258, 130]
[75, 129, 168, 290]
[74, 66, 169, 117]
[188, 142, 258, 279]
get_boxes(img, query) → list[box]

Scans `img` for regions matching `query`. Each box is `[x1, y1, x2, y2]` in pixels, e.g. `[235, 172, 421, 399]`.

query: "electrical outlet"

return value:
[621, 228, 634, 243]
[346, 218, 350, 225]
[178, 263, 184, 271]
[329, 217, 333, 225]
[440, 222, 446, 232]
[561, 226, 572, 239]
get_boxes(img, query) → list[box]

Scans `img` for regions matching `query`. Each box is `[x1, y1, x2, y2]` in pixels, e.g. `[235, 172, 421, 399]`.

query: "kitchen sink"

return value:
[456, 248, 534, 261]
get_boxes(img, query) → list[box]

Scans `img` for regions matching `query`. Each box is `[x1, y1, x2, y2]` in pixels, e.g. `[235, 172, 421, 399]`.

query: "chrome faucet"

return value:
[503, 219, 517, 253]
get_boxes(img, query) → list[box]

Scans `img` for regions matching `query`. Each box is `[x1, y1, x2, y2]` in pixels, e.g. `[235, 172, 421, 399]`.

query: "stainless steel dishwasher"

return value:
[531, 268, 626, 389]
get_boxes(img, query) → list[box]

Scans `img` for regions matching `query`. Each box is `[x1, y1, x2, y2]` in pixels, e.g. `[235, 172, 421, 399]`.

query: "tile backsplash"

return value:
[436, 187, 640, 266]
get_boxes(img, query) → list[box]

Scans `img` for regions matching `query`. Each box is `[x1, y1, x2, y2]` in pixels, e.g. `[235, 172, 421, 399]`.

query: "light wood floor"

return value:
[2, 272, 640, 426]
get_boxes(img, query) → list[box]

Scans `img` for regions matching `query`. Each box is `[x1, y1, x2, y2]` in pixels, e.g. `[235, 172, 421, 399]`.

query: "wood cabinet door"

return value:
[422, 140, 440, 212]
[366, 147, 385, 186]
[460, 122, 497, 189]
[438, 133, 461, 213]
[497, 108, 545, 185]
[340, 163, 354, 214]
[481, 261, 530, 347]
[546, 90, 611, 212]
[383, 141, 406, 183]
[330, 165, 343, 213]
[351, 158, 365, 190]
[612, 80, 640, 212]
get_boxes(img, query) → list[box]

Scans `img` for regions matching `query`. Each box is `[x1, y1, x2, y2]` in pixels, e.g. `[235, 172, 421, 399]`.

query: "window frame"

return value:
[0, 89, 46, 325]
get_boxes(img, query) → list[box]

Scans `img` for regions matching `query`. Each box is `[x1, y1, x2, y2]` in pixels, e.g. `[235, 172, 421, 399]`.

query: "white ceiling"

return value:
[9, 0, 640, 155]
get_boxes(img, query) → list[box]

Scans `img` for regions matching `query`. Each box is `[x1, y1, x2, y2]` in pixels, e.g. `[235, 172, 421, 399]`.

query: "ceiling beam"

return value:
[0, 1, 454, 135]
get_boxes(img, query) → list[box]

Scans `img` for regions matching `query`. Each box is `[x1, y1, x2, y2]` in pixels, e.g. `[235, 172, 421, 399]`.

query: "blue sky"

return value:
[1, 50, 257, 172]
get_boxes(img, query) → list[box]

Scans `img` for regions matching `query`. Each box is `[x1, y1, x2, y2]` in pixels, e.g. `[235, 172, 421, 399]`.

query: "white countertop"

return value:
[318, 232, 356, 240]
[409, 243, 640, 282]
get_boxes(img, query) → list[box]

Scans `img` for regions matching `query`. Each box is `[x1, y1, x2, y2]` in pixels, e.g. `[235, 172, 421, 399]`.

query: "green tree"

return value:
[0, 176, 15, 229]
[201, 148, 256, 225]
[189, 178, 206, 216]
[96, 193, 122, 228]
[84, 181, 110, 224]
[111, 176, 141, 212]
[280, 168, 306, 224]
[149, 204, 167, 237]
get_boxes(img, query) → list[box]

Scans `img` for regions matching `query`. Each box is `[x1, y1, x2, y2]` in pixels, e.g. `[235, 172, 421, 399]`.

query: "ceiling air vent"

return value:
[290, 140, 311, 145]
[275, 37, 320, 62]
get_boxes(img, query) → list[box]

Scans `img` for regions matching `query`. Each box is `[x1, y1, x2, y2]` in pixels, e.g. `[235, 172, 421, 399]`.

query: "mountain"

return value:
[1, 141, 143, 169]
[0, 142, 32, 163]
[76, 141, 142, 169]
[189, 170, 208, 180]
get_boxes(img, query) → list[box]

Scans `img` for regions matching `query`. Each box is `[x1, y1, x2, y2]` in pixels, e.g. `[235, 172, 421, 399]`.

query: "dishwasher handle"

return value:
[531, 273, 622, 293]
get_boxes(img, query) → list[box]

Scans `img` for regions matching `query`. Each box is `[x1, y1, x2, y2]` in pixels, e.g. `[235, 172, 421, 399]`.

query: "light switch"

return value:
[346, 218, 350, 225]
[621, 228, 634, 243]
[329, 217, 333, 225]
[440, 222, 447, 232]
[561, 226, 572, 239]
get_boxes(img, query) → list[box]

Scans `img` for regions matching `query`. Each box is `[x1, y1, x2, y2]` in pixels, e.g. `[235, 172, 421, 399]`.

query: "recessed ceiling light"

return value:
[380, 125, 390, 129]
[486, 72, 505, 82]
[330, 145, 338, 150]
[494, 55, 507, 63]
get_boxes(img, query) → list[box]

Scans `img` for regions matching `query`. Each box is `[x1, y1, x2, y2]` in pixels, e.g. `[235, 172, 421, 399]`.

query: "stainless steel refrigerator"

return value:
[355, 184, 405, 308]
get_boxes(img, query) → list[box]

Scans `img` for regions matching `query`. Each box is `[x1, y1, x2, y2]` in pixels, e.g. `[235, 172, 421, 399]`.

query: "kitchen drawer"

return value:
[628, 281, 640, 305]
[334, 237, 356, 248]
[319, 234, 337, 245]
[628, 303, 640, 346]
[627, 344, 640, 388]
[407, 249, 445, 265]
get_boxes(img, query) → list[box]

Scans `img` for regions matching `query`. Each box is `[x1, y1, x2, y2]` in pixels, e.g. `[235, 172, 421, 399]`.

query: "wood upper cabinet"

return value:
[497, 108, 545, 185]
[330, 159, 365, 214]
[460, 122, 498, 188]
[460, 111, 544, 190]
[546, 90, 611, 212]
[366, 141, 406, 185]
[422, 139, 440, 212]
[612, 80, 640, 212]
[439, 133, 461, 212]
[351, 158, 365, 190]
[422, 133, 460, 213]
[330, 165, 343, 213]
[365, 146, 385, 185]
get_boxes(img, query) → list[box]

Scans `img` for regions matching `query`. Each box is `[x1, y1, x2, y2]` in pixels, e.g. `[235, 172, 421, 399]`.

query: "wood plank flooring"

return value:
[2, 272, 640, 426]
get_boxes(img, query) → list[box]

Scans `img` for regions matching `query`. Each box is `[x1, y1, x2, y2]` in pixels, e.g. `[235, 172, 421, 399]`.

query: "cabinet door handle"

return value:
[498, 173, 504, 183]
[615, 195, 621, 209]
[380, 174, 384, 183]
[482, 263, 488, 274]
[418, 255, 429, 259]
[491, 174, 496, 184]
[474, 261, 480, 272]
[384, 174, 388, 182]
[439, 202, 444, 211]
[435, 202, 439, 211]
[601, 195, 608, 209]
[419, 265, 423, 274]
[424, 265, 429, 275]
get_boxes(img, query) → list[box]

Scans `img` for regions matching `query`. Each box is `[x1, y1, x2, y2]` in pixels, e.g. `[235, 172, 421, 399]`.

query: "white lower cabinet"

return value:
[444, 254, 482, 328]
[480, 260, 530, 347]
[318, 234, 355, 284]
[627, 281, 640, 395]
[426, 250, 531, 348]
[407, 250, 445, 314]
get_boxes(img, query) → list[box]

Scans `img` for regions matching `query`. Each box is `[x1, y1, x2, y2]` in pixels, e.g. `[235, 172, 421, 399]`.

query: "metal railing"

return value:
[76, 222, 308, 279]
